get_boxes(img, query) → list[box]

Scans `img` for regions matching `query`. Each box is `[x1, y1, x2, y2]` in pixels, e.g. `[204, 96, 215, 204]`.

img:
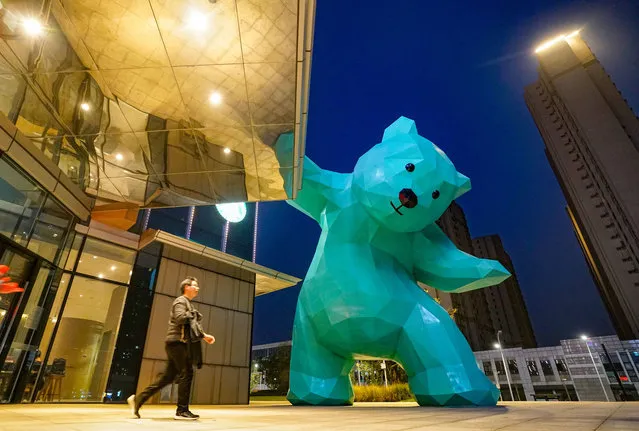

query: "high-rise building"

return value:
[472, 235, 537, 349]
[524, 32, 639, 339]
[429, 202, 495, 351]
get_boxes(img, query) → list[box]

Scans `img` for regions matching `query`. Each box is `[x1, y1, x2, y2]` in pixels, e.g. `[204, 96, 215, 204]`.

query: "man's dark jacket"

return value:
[165, 295, 203, 368]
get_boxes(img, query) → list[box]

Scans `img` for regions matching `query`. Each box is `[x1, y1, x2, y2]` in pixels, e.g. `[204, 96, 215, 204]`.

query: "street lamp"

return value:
[580, 335, 610, 401]
[381, 360, 388, 388]
[495, 330, 515, 401]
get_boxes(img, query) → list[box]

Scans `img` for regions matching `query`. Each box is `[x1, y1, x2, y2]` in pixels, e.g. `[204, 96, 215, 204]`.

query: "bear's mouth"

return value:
[390, 189, 418, 216]
[390, 201, 404, 216]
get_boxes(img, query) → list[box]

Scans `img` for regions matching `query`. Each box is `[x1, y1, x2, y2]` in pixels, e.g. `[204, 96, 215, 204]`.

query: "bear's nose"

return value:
[399, 188, 418, 209]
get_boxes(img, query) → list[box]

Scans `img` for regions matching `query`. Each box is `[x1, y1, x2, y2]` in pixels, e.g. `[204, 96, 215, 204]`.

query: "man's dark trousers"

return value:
[136, 342, 193, 411]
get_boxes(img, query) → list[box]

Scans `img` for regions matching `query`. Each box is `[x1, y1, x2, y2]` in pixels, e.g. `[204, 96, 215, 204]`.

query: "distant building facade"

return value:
[253, 336, 639, 402]
[475, 335, 639, 401]
[524, 33, 639, 339]
[427, 202, 495, 351]
[472, 235, 537, 349]
[427, 203, 536, 351]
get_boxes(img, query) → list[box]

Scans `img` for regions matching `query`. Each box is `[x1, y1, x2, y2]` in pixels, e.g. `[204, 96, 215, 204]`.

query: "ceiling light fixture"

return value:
[80, 102, 90, 112]
[115, 153, 123, 161]
[223, 147, 231, 154]
[111, 265, 116, 271]
[22, 18, 43, 37]
[186, 9, 208, 31]
[209, 91, 222, 105]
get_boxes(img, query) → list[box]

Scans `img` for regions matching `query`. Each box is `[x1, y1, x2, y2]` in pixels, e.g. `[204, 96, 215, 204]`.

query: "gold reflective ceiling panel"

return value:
[0, 0, 314, 208]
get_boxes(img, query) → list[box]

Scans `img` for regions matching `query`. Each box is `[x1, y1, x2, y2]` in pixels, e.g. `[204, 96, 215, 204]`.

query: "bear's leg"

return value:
[287, 307, 354, 406]
[395, 298, 499, 407]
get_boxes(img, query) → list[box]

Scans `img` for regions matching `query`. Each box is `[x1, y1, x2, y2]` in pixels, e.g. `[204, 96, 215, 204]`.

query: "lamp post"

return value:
[381, 360, 388, 388]
[495, 330, 514, 401]
[581, 335, 609, 402]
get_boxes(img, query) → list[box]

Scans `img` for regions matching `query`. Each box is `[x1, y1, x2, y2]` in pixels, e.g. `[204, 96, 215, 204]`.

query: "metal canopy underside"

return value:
[139, 228, 301, 296]
[0, 0, 314, 208]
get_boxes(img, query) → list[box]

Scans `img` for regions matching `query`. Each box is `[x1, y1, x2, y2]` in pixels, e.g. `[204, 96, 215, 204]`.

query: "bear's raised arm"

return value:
[274, 132, 347, 223]
[412, 224, 511, 293]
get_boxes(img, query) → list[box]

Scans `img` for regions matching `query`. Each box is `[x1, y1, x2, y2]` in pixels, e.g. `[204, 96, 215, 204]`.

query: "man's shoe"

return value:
[174, 410, 199, 420]
[127, 394, 140, 419]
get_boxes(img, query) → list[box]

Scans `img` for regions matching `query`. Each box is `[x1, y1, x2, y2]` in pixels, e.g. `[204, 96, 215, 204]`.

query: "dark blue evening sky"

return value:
[253, 0, 639, 347]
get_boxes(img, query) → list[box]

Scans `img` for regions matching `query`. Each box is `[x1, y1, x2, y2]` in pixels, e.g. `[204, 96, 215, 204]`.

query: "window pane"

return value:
[37, 273, 71, 367]
[76, 238, 135, 284]
[555, 358, 569, 375]
[527, 360, 539, 376]
[0, 157, 45, 244]
[106, 243, 161, 402]
[482, 361, 492, 376]
[147, 207, 189, 237]
[190, 206, 225, 250]
[225, 203, 256, 260]
[540, 359, 554, 376]
[1, 264, 53, 402]
[44, 276, 127, 401]
[27, 197, 72, 262]
[508, 359, 519, 375]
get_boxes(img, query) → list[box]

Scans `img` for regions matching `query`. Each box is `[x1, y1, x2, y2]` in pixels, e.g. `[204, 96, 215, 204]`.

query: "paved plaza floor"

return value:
[0, 401, 637, 431]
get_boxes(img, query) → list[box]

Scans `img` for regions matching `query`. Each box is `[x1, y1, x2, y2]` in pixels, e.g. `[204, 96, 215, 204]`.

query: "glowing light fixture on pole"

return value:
[580, 334, 610, 401]
[216, 202, 247, 223]
[495, 330, 514, 401]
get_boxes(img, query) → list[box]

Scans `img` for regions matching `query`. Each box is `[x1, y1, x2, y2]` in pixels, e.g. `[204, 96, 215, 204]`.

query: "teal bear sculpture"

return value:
[274, 116, 510, 407]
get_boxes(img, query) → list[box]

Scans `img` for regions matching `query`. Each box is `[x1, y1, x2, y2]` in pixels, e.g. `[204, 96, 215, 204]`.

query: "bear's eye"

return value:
[405, 163, 415, 172]
[432, 190, 440, 200]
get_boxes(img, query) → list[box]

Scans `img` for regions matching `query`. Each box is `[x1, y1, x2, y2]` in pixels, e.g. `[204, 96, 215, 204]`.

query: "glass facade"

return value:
[224, 204, 257, 261]
[38, 236, 135, 402]
[0, 153, 140, 403]
[1, 158, 54, 249]
[0, 156, 76, 403]
[144, 207, 190, 238]
[0, 148, 263, 404]
[75, 238, 136, 284]
[105, 242, 162, 402]
[44, 276, 128, 401]
[190, 206, 227, 250]
[136, 204, 257, 261]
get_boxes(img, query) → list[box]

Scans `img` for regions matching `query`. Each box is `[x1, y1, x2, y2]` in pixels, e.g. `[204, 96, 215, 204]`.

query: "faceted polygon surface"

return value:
[274, 116, 510, 407]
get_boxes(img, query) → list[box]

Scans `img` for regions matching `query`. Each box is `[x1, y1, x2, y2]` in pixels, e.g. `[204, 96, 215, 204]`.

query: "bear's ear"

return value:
[454, 172, 471, 199]
[382, 116, 418, 141]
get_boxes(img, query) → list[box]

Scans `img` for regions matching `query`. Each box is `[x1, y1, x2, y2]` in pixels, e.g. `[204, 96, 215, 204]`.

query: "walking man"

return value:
[127, 276, 215, 420]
